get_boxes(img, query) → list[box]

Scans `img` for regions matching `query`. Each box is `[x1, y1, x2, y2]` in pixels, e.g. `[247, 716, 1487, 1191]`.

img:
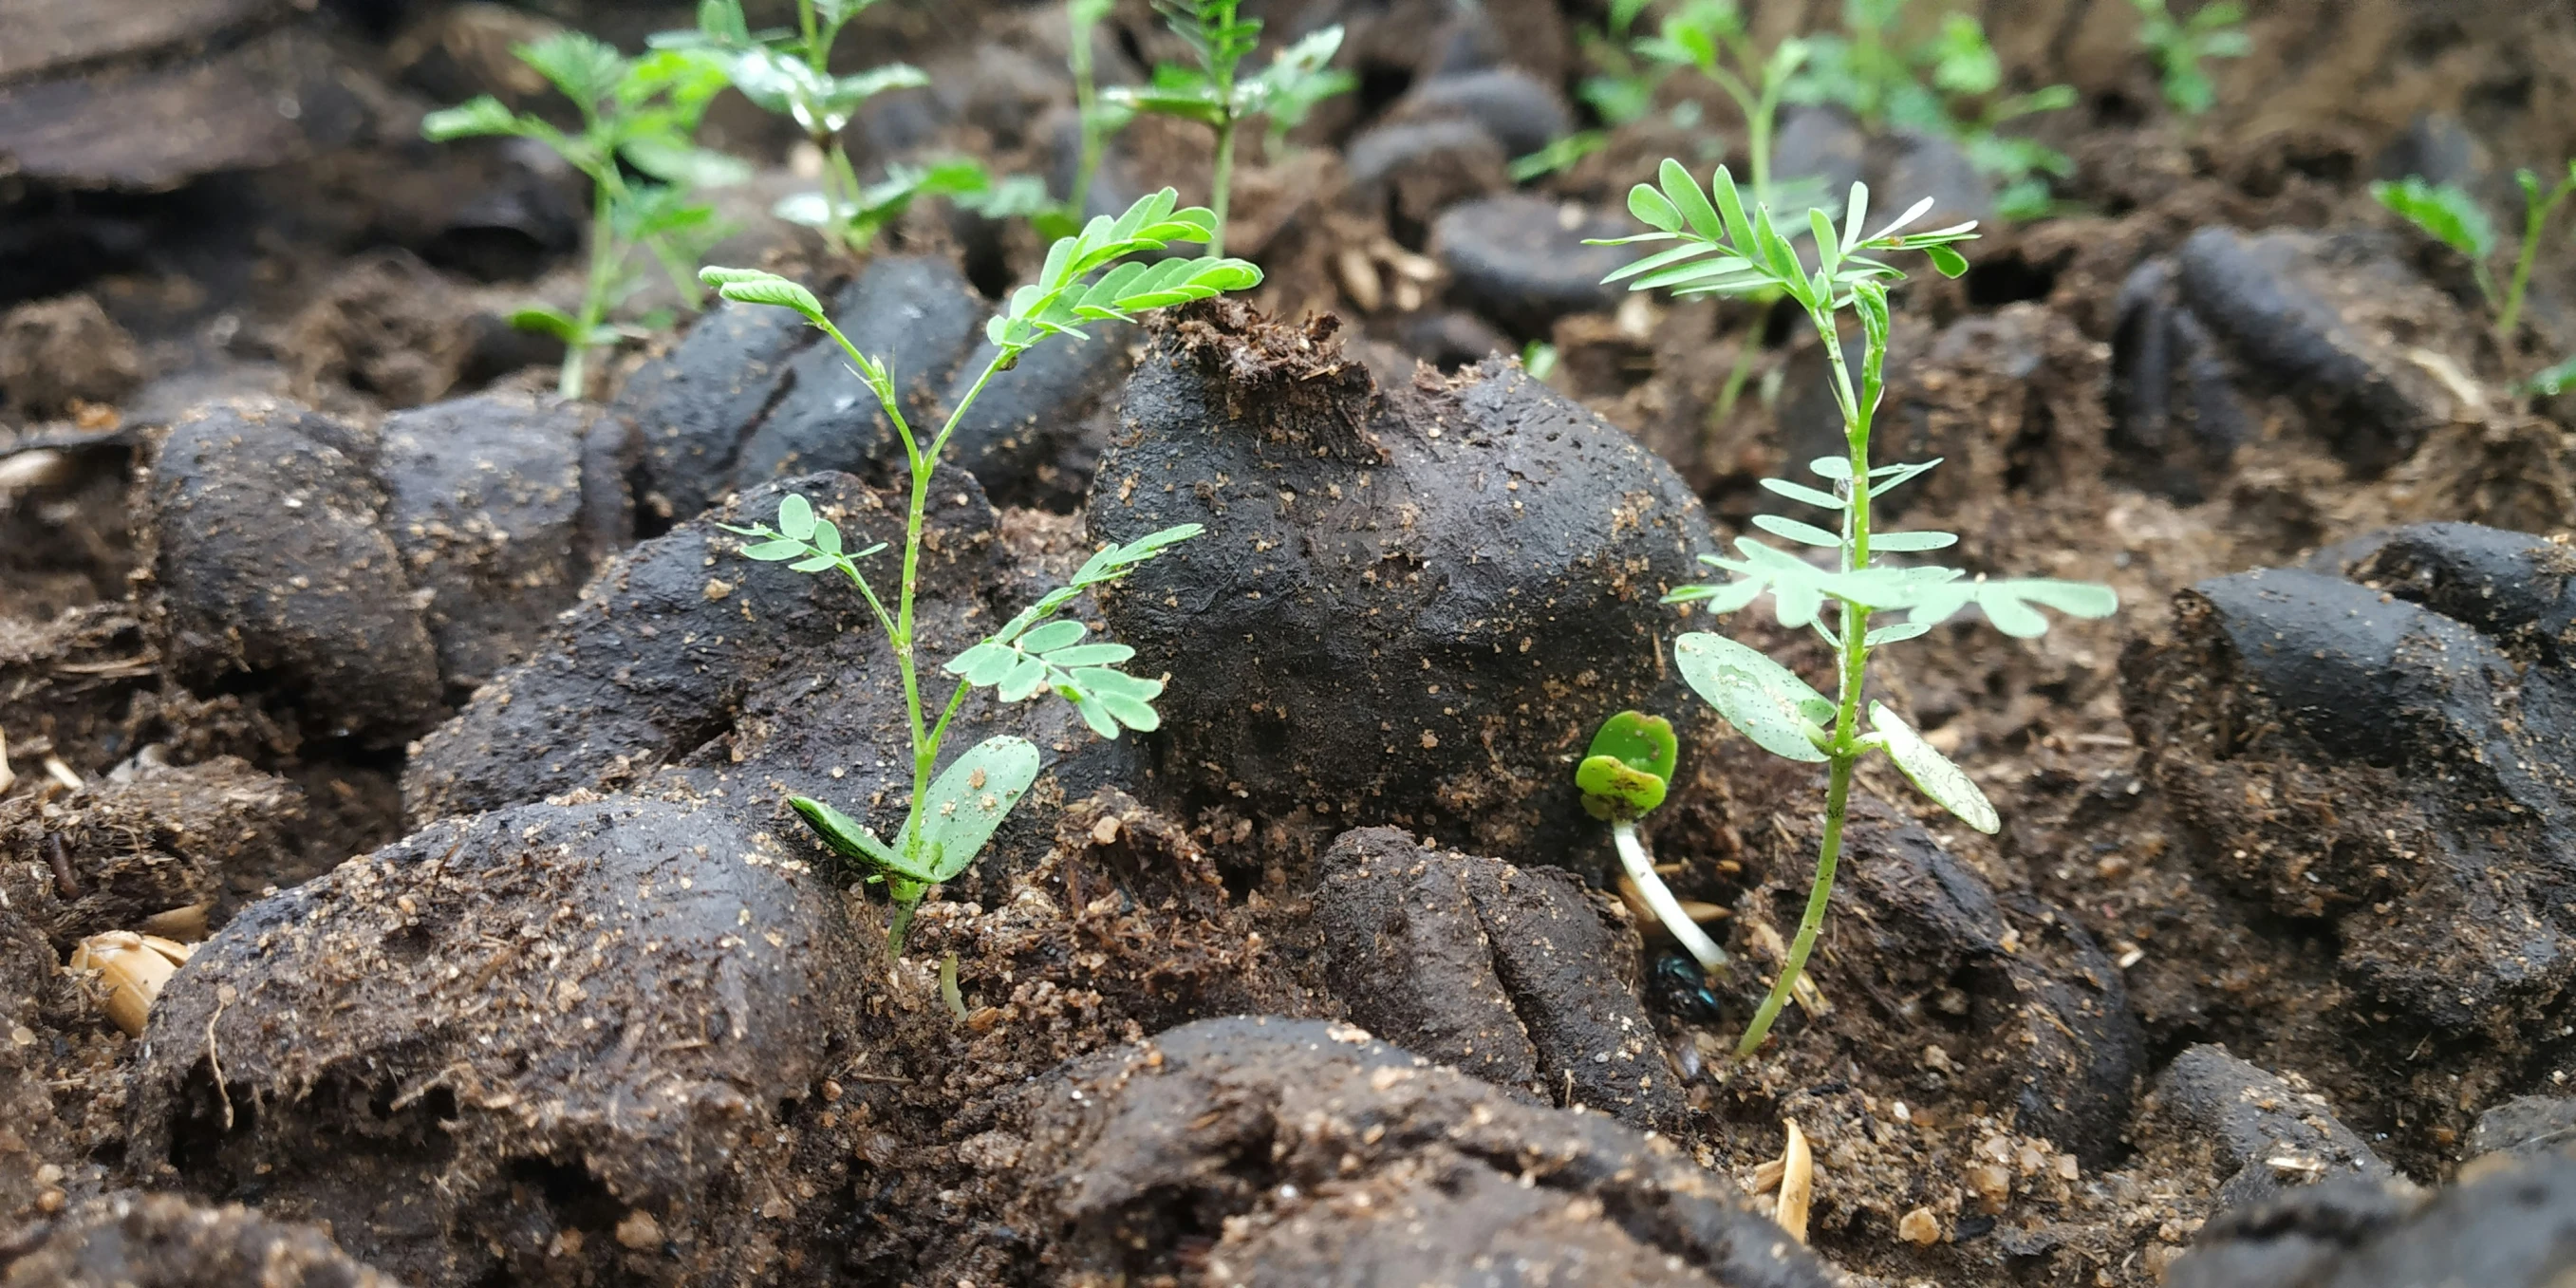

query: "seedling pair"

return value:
[706, 192, 1260, 948]
[422, 33, 747, 398]
[2129, 0, 2250, 117]
[1580, 163, 2117, 1057]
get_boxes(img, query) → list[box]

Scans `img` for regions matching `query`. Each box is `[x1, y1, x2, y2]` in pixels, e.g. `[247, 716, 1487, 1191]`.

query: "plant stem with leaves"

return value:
[423, 34, 744, 397]
[1592, 162, 2118, 1057]
[1109, 0, 1352, 258]
[702, 191, 1261, 949]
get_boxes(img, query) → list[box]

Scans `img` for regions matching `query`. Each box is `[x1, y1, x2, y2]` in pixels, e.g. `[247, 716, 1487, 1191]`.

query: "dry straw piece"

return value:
[1774, 1119, 1814, 1243]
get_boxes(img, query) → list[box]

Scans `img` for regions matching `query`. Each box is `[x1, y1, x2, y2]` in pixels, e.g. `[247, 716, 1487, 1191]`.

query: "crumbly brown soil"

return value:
[7, 1, 2576, 1285]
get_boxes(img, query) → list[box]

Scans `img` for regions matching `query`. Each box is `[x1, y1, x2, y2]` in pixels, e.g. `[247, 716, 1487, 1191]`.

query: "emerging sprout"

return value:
[1593, 162, 2118, 1057]
[1577, 711, 1730, 980]
[705, 190, 1261, 949]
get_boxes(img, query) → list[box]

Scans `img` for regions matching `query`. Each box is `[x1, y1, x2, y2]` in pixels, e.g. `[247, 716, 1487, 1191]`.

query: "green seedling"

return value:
[704, 190, 1260, 950]
[1785, 0, 2077, 221]
[1105, 0, 1353, 257]
[1053, 0, 1131, 234]
[1592, 162, 2118, 1056]
[2374, 164, 2576, 353]
[659, 0, 1039, 253]
[424, 33, 746, 399]
[2130, 0, 2249, 117]
[1577, 0, 1666, 128]
[1577, 712, 1731, 979]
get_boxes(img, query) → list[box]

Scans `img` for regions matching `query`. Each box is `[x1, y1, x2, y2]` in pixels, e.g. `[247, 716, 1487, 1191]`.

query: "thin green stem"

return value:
[1070, 23, 1104, 218]
[2499, 177, 2575, 341]
[1711, 331, 1762, 425]
[796, 0, 823, 71]
[1736, 296, 1881, 1059]
[1735, 751, 1855, 1056]
[564, 174, 624, 399]
[1209, 119, 1238, 260]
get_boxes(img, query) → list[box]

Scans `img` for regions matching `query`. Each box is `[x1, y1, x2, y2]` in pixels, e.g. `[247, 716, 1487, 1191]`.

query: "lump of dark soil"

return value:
[144, 400, 444, 748]
[613, 301, 812, 523]
[0, 904, 72, 1226]
[0, 609, 152, 784]
[1431, 195, 1636, 338]
[1314, 825, 1684, 1129]
[1344, 120, 1510, 240]
[2121, 521, 2576, 1159]
[401, 472, 887, 822]
[937, 329, 1135, 512]
[0, 295, 142, 420]
[1088, 302, 1715, 865]
[2110, 227, 2472, 494]
[282, 250, 482, 409]
[127, 794, 868, 1287]
[2133, 1045, 2396, 1215]
[1, 1191, 398, 1287]
[928, 1016, 1831, 1288]
[730, 255, 987, 487]
[1736, 798, 2143, 1169]
[376, 393, 637, 696]
[1383, 67, 1574, 159]
[0, 757, 297, 951]
[2166, 1149, 2576, 1288]
[2470, 1095, 2576, 1160]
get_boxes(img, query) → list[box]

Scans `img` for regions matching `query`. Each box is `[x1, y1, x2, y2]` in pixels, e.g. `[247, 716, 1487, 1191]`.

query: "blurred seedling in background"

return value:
[423, 31, 746, 399]
[1046, 0, 1133, 237]
[1593, 162, 2118, 1055]
[1785, 0, 2077, 221]
[2129, 0, 2249, 117]
[703, 191, 1260, 950]
[1106, 0, 1353, 257]
[1576, 712, 1732, 980]
[2373, 164, 2576, 393]
[657, 0, 1047, 255]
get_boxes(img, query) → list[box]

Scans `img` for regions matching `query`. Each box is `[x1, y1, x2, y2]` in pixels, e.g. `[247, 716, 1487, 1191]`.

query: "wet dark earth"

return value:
[8, 0, 2576, 1284]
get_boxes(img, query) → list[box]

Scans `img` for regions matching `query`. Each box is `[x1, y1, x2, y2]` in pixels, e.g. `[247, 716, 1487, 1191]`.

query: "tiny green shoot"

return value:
[1105, 0, 1353, 257]
[1060, 0, 1130, 233]
[422, 33, 746, 399]
[1592, 162, 2119, 1056]
[1577, 711, 1731, 979]
[704, 190, 1261, 949]
[1784, 0, 2077, 221]
[2375, 163, 2576, 347]
[2129, 0, 2249, 117]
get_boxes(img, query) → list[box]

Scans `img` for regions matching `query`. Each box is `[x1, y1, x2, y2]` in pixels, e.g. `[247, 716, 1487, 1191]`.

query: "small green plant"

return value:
[1638, 0, 1813, 213]
[423, 33, 746, 398]
[1105, 0, 1353, 257]
[660, 0, 1039, 253]
[1577, 712, 1732, 978]
[2130, 0, 2249, 116]
[1592, 162, 2118, 1056]
[2374, 165, 2576, 348]
[704, 190, 1261, 950]
[1057, 0, 1130, 233]
[1785, 0, 2076, 221]
[1577, 0, 1668, 128]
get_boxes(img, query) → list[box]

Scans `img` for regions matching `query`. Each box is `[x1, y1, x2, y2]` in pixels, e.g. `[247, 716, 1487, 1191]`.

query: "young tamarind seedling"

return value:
[1591, 161, 2119, 1056]
[2129, 0, 2249, 118]
[424, 32, 747, 399]
[658, 0, 1045, 254]
[1044, 0, 1132, 238]
[1105, 0, 1353, 257]
[1577, 711, 1731, 980]
[2375, 162, 2576, 392]
[701, 189, 1260, 951]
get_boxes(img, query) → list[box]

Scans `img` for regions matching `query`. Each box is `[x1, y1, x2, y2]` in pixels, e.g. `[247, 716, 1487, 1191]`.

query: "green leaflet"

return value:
[1869, 702, 1997, 833]
[1674, 633, 1830, 762]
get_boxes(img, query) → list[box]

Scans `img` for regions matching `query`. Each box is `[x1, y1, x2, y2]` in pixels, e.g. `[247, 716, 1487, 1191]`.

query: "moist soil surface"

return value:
[8, 1, 2576, 1285]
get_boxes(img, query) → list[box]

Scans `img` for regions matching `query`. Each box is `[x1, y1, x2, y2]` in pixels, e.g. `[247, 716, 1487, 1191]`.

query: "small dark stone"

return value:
[1771, 107, 1866, 200]
[1391, 310, 1511, 369]
[938, 329, 1134, 511]
[1874, 128, 1992, 233]
[1432, 195, 1635, 338]
[1344, 120, 1510, 235]
[2470, 1095, 2576, 1160]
